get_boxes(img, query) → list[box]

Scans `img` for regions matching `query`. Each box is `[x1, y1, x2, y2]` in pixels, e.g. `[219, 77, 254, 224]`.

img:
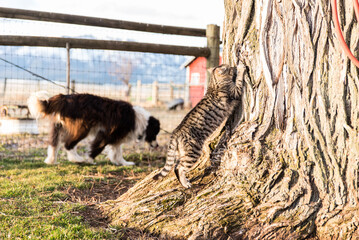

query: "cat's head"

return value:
[207, 64, 243, 99]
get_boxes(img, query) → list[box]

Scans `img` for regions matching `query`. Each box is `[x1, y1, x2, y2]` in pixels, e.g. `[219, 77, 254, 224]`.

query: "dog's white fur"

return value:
[27, 91, 51, 119]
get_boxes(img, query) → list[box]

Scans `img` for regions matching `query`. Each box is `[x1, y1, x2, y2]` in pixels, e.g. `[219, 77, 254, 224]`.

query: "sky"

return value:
[1, 0, 225, 47]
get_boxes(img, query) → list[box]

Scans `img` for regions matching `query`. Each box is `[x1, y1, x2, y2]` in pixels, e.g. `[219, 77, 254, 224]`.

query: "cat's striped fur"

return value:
[153, 64, 244, 188]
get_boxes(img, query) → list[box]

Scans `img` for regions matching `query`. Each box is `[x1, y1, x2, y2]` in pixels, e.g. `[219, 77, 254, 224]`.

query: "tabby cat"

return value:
[153, 64, 243, 188]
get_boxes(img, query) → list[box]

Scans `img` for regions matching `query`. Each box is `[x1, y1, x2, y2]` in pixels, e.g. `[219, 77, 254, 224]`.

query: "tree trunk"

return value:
[102, 0, 359, 239]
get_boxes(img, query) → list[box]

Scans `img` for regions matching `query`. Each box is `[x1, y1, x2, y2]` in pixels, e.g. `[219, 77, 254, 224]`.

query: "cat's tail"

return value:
[153, 137, 177, 180]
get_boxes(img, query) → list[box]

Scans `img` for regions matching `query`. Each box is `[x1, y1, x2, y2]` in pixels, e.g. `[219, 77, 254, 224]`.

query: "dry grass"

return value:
[0, 132, 181, 239]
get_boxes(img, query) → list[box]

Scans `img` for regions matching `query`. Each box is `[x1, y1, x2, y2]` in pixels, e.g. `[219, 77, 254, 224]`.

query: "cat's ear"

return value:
[207, 67, 215, 74]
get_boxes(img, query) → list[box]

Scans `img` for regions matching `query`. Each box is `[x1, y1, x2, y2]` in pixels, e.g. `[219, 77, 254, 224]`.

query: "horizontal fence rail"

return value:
[0, 7, 207, 37]
[0, 35, 211, 57]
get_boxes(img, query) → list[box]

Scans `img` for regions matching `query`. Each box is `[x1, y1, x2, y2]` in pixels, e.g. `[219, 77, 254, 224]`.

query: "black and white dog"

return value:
[27, 91, 160, 166]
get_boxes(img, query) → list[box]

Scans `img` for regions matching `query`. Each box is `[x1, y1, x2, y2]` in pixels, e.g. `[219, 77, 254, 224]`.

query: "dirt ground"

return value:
[0, 131, 181, 239]
[63, 144, 180, 240]
[0, 108, 188, 239]
[65, 169, 174, 239]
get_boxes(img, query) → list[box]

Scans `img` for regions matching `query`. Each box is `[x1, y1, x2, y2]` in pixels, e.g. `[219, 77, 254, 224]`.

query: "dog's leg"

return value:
[87, 131, 108, 164]
[45, 145, 60, 165]
[66, 146, 86, 163]
[63, 128, 89, 151]
[62, 127, 92, 164]
[44, 123, 62, 165]
[107, 144, 135, 166]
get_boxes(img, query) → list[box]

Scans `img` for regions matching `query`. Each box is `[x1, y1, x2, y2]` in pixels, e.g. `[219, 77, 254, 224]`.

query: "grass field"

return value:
[0, 143, 168, 240]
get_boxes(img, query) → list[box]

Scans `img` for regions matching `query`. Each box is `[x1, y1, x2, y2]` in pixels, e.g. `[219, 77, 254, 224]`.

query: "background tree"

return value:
[109, 53, 134, 101]
[102, 0, 359, 239]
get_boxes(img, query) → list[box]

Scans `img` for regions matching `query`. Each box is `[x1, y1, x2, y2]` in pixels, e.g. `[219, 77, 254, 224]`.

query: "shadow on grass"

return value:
[77, 205, 185, 240]
[1, 152, 165, 172]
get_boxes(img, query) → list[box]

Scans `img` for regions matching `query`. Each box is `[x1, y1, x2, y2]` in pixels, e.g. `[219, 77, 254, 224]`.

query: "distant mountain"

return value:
[0, 37, 188, 85]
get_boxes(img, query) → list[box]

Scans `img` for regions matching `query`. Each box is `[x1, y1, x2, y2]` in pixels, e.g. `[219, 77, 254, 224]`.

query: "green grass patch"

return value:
[0, 145, 165, 239]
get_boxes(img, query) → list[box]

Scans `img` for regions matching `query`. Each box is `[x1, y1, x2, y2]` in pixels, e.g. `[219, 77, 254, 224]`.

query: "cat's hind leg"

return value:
[174, 165, 192, 188]
[174, 155, 199, 188]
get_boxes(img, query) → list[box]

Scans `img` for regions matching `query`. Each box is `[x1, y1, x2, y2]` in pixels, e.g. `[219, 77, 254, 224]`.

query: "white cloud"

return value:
[14, 46, 67, 60]
[1, 0, 224, 29]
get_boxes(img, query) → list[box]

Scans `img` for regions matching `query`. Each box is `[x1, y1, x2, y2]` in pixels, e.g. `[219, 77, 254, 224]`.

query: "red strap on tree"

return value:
[332, 0, 359, 68]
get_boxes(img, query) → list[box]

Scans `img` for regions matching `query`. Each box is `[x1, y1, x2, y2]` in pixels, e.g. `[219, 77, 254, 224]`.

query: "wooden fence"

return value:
[0, 7, 220, 94]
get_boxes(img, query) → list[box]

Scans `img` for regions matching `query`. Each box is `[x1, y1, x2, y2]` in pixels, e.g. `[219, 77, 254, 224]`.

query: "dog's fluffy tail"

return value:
[27, 91, 51, 119]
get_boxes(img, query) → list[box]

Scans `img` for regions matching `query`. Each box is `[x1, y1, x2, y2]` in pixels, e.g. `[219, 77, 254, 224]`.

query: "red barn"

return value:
[183, 56, 222, 107]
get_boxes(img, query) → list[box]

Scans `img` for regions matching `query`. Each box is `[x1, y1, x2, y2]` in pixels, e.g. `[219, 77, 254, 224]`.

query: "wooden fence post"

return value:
[170, 81, 174, 101]
[206, 24, 220, 88]
[66, 42, 71, 94]
[0, 78, 7, 97]
[184, 67, 191, 108]
[136, 80, 141, 104]
[71, 79, 75, 93]
[152, 80, 159, 106]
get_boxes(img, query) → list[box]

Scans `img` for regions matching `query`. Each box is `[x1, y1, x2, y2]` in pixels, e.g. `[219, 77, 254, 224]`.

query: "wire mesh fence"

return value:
[0, 14, 210, 161]
[0, 46, 190, 108]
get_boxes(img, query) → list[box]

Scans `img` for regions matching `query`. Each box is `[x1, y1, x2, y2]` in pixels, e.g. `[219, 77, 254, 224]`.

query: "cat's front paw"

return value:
[181, 181, 192, 189]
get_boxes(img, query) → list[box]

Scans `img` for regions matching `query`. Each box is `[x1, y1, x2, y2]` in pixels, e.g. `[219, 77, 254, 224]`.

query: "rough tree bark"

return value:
[102, 0, 359, 239]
